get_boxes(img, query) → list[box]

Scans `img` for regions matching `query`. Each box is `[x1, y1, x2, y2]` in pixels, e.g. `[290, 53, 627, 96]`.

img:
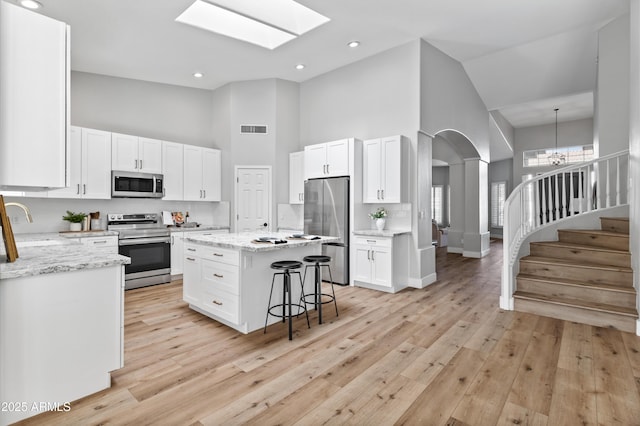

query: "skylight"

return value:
[175, 0, 330, 50]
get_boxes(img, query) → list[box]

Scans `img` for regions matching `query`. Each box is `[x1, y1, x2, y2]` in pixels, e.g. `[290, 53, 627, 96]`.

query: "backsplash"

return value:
[355, 203, 412, 231]
[4, 196, 229, 234]
[277, 203, 303, 230]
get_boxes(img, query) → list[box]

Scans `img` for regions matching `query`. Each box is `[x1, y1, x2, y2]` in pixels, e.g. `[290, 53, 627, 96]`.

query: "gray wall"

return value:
[596, 14, 630, 157]
[71, 71, 214, 147]
[513, 118, 594, 183]
[299, 41, 420, 144]
[420, 40, 490, 162]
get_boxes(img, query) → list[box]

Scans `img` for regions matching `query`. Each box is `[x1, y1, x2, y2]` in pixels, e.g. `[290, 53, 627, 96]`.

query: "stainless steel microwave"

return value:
[111, 171, 164, 198]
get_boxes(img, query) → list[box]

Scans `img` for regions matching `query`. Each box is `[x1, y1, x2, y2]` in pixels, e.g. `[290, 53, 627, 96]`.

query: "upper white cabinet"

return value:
[304, 139, 350, 179]
[184, 146, 221, 201]
[111, 133, 162, 174]
[0, 2, 69, 190]
[48, 127, 112, 199]
[362, 135, 408, 203]
[289, 151, 305, 204]
[162, 141, 184, 201]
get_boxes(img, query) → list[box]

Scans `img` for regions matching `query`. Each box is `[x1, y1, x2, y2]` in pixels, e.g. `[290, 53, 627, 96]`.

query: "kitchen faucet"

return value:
[4, 201, 34, 223]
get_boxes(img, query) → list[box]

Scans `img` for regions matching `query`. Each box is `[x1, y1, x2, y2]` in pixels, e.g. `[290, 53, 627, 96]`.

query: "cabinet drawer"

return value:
[199, 246, 239, 266]
[353, 236, 392, 247]
[202, 259, 239, 295]
[201, 287, 239, 323]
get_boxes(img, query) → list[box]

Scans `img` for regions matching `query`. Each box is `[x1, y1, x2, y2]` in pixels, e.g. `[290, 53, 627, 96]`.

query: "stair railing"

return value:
[501, 150, 630, 310]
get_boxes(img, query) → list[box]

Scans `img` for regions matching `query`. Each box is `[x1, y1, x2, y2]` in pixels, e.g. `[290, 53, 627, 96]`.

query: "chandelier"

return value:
[548, 108, 565, 166]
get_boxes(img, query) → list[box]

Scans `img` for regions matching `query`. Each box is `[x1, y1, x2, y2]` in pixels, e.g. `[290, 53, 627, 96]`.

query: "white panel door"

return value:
[138, 137, 163, 174]
[326, 139, 349, 176]
[162, 141, 184, 200]
[202, 148, 221, 201]
[362, 139, 381, 203]
[236, 167, 271, 232]
[82, 128, 112, 199]
[111, 133, 139, 172]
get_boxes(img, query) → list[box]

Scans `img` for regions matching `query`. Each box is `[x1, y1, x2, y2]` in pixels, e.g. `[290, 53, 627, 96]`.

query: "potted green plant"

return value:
[62, 210, 87, 231]
[368, 207, 387, 231]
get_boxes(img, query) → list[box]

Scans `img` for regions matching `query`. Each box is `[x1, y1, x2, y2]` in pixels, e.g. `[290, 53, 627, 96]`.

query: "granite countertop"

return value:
[184, 232, 339, 252]
[167, 225, 230, 233]
[353, 229, 412, 237]
[59, 230, 119, 238]
[1, 233, 130, 280]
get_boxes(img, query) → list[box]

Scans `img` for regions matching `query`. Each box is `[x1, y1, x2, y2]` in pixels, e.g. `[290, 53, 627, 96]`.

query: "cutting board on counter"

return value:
[0, 195, 19, 262]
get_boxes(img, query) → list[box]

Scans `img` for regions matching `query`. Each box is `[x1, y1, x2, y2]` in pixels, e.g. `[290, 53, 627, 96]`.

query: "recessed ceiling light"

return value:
[296, 64, 305, 70]
[176, 0, 330, 50]
[20, 0, 42, 9]
[193, 72, 204, 78]
[347, 41, 360, 48]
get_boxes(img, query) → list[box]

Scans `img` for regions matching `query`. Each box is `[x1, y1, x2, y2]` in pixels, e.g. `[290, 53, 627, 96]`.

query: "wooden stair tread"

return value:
[516, 274, 636, 293]
[600, 217, 629, 222]
[521, 255, 633, 272]
[558, 229, 629, 238]
[513, 291, 638, 317]
[529, 240, 630, 255]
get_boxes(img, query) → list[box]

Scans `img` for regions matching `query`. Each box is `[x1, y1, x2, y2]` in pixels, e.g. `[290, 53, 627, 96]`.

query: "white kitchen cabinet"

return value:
[81, 235, 118, 252]
[363, 135, 408, 203]
[48, 127, 112, 199]
[171, 231, 185, 276]
[183, 145, 221, 201]
[304, 139, 351, 179]
[353, 234, 409, 293]
[0, 2, 69, 191]
[289, 151, 305, 204]
[111, 133, 162, 174]
[182, 247, 200, 305]
[162, 141, 184, 200]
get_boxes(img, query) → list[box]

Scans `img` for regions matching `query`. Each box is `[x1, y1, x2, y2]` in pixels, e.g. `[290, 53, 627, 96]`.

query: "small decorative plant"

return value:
[62, 210, 87, 223]
[369, 207, 387, 220]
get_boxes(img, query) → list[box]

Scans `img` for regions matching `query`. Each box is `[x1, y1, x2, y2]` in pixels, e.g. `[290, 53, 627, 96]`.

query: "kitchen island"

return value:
[0, 236, 129, 425]
[183, 232, 338, 334]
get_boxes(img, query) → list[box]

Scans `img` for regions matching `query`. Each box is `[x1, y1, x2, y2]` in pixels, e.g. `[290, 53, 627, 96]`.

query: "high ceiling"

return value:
[26, 0, 629, 132]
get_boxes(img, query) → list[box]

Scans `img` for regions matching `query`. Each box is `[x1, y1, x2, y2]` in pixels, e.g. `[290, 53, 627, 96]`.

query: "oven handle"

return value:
[119, 237, 171, 246]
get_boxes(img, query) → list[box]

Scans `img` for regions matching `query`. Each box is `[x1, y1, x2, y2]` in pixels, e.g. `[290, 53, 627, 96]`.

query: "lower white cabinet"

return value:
[353, 234, 409, 293]
[172, 229, 229, 277]
[64, 235, 118, 253]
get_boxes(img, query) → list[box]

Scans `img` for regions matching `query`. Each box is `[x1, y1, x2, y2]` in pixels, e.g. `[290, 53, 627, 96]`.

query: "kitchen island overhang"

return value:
[182, 232, 339, 334]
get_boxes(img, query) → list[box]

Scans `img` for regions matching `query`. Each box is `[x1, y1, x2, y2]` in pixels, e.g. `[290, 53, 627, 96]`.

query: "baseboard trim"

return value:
[448, 246, 463, 254]
[463, 248, 490, 258]
[636, 319, 640, 337]
[500, 295, 514, 311]
[408, 273, 437, 289]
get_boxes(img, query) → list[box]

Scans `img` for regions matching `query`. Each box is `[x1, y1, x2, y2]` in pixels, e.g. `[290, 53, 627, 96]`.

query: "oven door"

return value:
[118, 236, 171, 289]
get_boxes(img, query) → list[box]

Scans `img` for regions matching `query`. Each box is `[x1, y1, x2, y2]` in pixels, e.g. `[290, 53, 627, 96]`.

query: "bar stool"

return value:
[300, 255, 338, 324]
[264, 260, 309, 340]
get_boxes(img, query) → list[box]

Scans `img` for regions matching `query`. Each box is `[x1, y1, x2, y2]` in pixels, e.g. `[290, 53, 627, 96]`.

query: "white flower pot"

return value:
[69, 222, 82, 232]
[375, 218, 386, 231]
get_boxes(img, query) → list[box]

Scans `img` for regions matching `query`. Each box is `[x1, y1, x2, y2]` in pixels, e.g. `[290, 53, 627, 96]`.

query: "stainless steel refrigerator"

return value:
[304, 176, 349, 285]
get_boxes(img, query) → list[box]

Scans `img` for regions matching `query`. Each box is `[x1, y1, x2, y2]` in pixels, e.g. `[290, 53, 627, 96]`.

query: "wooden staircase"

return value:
[514, 217, 637, 333]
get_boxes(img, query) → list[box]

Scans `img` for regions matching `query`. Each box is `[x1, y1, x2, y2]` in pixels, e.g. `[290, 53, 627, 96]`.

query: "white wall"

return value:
[419, 40, 490, 162]
[596, 14, 630, 157]
[513, 118, 594, 183]
[629, 0, 640, 329]
[71, 72, 214, 147]
[299, 41, 420, 144]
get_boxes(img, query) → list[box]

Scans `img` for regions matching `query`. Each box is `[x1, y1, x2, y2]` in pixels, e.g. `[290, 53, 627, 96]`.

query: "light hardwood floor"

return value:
[18, 240, 640, 425]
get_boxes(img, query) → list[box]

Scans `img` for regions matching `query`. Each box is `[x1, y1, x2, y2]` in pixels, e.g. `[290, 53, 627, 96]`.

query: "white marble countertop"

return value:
[184, 232, 339, 252]
[58, 230, 119, 238]
[353, 229, 412, 237]
[167, 225, 230, 233]
[1, 233, 130, 280]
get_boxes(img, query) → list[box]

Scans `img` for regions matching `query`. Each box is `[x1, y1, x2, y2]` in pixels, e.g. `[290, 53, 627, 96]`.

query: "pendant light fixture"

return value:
[548, 108, 566, 166]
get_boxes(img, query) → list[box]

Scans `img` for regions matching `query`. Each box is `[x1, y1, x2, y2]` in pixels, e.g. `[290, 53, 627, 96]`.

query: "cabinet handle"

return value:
[171, 236, 174, 245]
[381, 189, 384, 200]
[371, 251, 375, 261]
[213, 253, 223, 257]
[134, 159, 138, 169]
[377, 189, 380, 199]
[212, 300, 223, 306]
[213, 273, 223, 278]
[140, 160, 142, 169]
[203, 190, 206, 198]
[76, 184, 80, 195]
[186, 257, 196, 261]
[367, 239, 376, 243]
[83, 184, 86, 194]
[187, 248, 196, 252]
[367, 249, 370, 260]
[93, 240, 107, 244]
[326, 164, 330, 174]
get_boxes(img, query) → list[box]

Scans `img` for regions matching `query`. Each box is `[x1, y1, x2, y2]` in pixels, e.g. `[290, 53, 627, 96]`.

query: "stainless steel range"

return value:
[107, 213, 171, 290]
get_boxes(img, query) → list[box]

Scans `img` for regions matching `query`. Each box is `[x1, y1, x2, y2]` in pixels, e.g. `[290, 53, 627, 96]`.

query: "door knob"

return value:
[263, 223, 268, 227]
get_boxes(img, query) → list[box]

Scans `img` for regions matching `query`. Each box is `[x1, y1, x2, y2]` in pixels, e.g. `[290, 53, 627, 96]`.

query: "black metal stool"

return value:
[264, 260, 309, 340]
[300, 255, 338, 324]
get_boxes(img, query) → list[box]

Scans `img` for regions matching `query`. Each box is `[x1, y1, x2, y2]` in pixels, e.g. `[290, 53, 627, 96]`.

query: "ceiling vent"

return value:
[240, 125, 268, 134]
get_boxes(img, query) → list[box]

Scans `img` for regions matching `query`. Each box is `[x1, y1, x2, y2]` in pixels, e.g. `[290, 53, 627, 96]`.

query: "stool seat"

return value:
[302, 255, 331, 263]
[271, 260, 302, 270]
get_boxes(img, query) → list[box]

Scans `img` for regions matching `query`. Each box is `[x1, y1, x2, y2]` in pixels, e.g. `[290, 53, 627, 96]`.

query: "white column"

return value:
[463, 158, 491, 258]
[447, 162, 465, 254]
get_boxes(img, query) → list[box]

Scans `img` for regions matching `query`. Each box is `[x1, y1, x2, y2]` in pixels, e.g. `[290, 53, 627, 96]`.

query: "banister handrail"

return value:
[500, 150, 630, 311]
